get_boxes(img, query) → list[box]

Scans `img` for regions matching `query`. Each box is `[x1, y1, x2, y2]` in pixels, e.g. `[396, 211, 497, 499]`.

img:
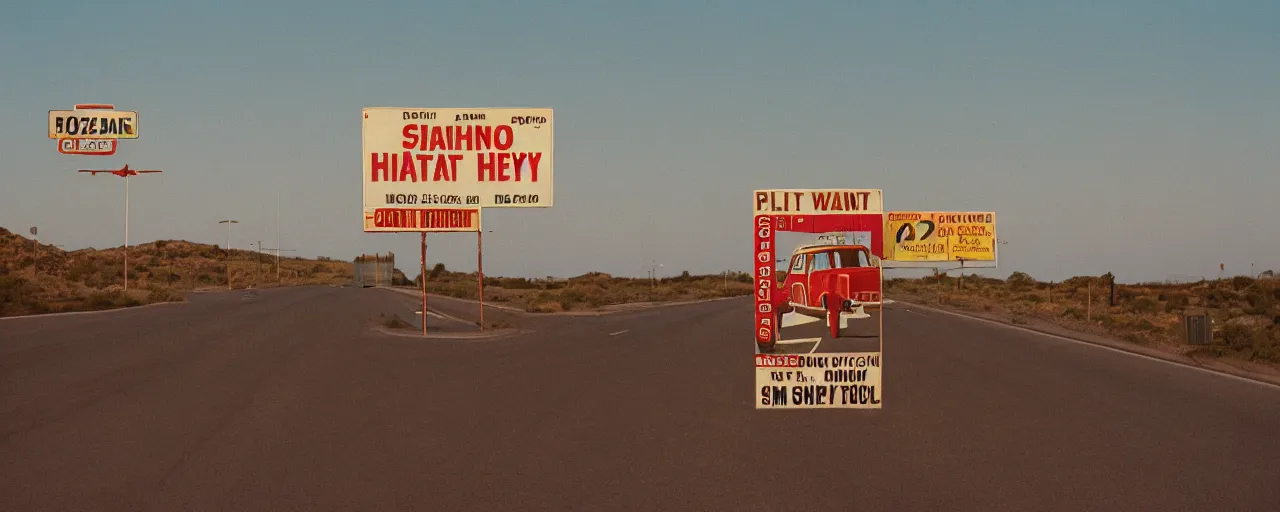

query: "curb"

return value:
[0, 300, 188, 321]
[382, 287, 526, 313]
[894, 299, 1280, 389]
[370, 326, 530, 341]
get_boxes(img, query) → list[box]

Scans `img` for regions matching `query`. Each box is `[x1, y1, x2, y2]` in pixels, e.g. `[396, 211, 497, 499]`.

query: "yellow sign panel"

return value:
[48, 109, 139, 139]
[883, 212, 996, 262]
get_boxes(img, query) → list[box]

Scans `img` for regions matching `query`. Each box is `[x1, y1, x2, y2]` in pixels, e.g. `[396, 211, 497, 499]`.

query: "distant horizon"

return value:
[5, 224, 1271, 286]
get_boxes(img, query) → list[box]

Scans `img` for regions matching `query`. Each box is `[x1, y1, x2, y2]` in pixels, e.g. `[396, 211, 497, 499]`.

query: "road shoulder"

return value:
[895, 299, 1280, 388]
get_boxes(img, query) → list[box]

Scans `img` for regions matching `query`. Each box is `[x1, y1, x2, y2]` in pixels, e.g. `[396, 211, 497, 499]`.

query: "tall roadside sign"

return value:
[361, 107, 554, 333]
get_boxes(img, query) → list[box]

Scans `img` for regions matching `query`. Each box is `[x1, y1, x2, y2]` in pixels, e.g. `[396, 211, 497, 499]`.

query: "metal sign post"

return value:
[477, 214, 485, 331]
[219, 220, 239, 290]
[427, 232, 432, 337]
[30, 227, 38, 278]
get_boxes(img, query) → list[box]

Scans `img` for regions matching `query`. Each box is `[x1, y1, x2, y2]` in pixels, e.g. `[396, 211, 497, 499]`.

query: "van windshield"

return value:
[831, 248, 870, 268]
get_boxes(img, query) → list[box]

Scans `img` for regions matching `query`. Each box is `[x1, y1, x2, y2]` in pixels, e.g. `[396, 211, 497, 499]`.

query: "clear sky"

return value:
[2, 1, 1277, 283]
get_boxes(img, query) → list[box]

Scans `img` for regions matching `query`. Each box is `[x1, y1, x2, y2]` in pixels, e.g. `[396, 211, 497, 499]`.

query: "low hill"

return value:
[0, 227, 354, 317]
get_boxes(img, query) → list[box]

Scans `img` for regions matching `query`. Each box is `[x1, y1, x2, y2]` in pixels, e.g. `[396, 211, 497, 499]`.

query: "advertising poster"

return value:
[883, 211, 997, 262]
[753, 189, 884, 409]
[362, 107, 554, 214]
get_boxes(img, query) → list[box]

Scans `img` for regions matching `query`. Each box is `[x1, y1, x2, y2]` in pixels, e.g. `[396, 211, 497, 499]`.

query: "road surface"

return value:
[3, 286, 1279, 511]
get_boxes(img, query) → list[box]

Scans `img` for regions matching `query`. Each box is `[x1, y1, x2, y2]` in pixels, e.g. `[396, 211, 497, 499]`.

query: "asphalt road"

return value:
[3, 286, 1279, 511]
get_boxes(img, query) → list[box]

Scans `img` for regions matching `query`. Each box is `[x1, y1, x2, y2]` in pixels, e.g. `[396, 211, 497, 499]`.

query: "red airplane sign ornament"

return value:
[77, 164, 162, 177]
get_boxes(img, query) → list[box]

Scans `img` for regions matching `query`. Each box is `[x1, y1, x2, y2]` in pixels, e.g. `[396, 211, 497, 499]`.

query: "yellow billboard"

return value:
[883, 212, 996, 262]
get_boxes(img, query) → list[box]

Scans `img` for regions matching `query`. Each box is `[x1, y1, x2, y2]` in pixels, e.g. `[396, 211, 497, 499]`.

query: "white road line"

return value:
[902, 309, 928, 316]
[903, 301, 1280, 391]
[609, 330, 629, 336]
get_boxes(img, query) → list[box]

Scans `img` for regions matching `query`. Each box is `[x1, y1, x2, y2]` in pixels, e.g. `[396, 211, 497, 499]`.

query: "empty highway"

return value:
[3, 286, 1279, 511]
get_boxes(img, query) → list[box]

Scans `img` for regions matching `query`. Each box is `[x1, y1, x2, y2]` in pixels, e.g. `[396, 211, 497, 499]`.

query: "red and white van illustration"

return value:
[773, 243, 882, 336]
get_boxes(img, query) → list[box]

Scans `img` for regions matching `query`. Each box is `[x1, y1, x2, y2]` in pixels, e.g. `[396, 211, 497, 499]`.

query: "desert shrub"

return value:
[1231, 276, 1256, 291]
[147, 287, 179, 303]
[1129, 297, 1160, 314]
[1256, 327, 1280, 363]
[0, 276, 30, 301]
[1134, 318, 1162, 332]
[1061, 307, 1085, 320]
[1003, 270, 1034, 290]
[87, 292, 117, 309]
[526, 299, 564, 313]
[1019, 293, 1044, 303]
[429, 263, 447, 280]
[1117, 287, 1143, 300]
[559, 286, 588, 305]
[1222, 323, 1258, 349]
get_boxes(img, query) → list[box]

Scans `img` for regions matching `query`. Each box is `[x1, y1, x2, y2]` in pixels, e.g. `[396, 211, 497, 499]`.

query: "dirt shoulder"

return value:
[1, 227, 353, 318]
[886, 274, 1280, 385]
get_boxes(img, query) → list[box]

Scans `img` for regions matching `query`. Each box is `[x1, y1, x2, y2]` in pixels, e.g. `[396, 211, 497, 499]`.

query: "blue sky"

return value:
[2, 1, 1276, 283]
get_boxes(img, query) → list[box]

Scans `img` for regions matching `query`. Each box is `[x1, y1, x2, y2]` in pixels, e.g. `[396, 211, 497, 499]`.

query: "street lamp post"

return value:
[219, 220, 239, 290]
[79, 165, 162, 294]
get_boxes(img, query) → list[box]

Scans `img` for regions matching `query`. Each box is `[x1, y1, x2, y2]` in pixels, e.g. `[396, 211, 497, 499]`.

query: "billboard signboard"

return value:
[753, 189, 884, 409]
[883, 211, 997, 262]
[361, 107, 554, 217]
[48, 107, 138, 139]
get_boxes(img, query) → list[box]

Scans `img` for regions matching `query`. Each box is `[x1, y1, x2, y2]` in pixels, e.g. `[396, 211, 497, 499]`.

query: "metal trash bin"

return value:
[1181, 308, 1213, 345]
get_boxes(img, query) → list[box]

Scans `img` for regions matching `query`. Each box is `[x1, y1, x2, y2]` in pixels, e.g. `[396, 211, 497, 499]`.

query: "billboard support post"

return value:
[477, 214, 485, 331]
[427, 234, 432, 337]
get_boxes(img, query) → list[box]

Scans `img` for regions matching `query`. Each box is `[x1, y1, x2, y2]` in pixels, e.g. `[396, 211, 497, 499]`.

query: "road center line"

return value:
[609, 330, 629, 336]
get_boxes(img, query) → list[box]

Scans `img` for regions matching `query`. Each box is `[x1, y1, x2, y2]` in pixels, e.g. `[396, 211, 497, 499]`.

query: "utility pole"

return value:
[219, 220, 239, 290]
[29, 227, 38, 278]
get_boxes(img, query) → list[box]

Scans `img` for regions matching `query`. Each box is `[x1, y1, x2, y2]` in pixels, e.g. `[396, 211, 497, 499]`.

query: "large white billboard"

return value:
[362, 107, 554, 212]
